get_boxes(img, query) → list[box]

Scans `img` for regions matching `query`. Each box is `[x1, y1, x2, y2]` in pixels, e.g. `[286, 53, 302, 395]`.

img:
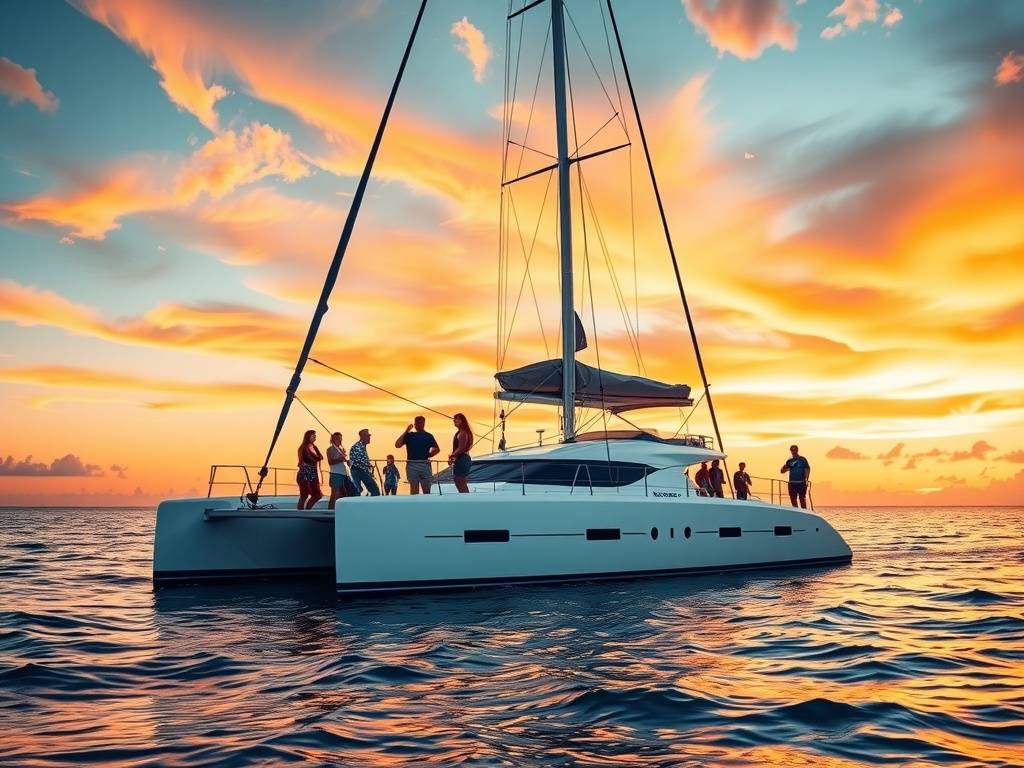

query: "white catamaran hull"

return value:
[334, 495, 851, 594]
[153, 494, 850, 590]
[153, 497, 334, 584]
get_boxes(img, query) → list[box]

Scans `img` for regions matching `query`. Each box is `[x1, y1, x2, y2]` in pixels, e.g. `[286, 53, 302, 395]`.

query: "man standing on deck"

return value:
[733, 462, 752, 500]
[709, 459, 726, 498]
[350, 429, 380, 496]
[780, 444, 811, 508]
[395, 415, 441, 495]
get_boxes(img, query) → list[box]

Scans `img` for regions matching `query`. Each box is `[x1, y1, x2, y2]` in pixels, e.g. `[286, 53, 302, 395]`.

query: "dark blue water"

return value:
[1, 507, 1022, 767]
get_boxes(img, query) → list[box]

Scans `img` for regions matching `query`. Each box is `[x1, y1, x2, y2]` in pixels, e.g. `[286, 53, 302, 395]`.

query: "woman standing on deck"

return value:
[450, 413, 474, 494]
[297, 429, 323, 509]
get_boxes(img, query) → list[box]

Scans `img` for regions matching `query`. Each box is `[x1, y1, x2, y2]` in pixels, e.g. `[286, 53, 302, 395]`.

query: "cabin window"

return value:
[464, 529, 510, 543]
[719, 527, 742, 538]
[586, 528, 621, 541]
[684, 526, 691, 539]
[651, 527, 659, 540]
[467, 460, 657, 488]
[774, 526, 792, 536]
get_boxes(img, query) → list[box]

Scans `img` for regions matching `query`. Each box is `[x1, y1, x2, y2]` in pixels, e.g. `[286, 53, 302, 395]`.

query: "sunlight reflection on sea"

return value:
[1, 506, 1022, 766]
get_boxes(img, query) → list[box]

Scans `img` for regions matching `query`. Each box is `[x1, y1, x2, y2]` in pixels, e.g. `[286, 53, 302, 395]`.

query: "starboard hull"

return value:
[334, 494, 851, 595]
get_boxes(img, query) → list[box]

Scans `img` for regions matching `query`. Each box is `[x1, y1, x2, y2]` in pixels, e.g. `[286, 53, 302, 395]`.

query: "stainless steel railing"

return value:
[209, 459, 813, 510]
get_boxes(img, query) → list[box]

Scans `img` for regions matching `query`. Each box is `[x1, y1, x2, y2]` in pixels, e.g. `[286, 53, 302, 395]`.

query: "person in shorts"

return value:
[383, 455, 400, 496]
[326, 432, 350, 510]
[395, 415, 440, 495]
[733, 462, 752, 500]
[780, 444, 811, 508]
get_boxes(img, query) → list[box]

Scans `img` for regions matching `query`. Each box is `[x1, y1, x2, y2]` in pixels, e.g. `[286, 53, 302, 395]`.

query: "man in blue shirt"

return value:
[395, 415, 441, 495]
[780, 444, 811, 508]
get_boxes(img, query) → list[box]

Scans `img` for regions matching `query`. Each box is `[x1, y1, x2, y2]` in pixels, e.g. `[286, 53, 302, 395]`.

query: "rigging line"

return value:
[502, 1, 511, 182]
[475, 364, 563, 445]
[569, 112, 622, 160]
[293, 393, 332, 436]
[597, 0, 629, 139]
[670, 390, 706, 439]
[253, 0, 427, 498]
[565, 28, 613, 467]
[562, 2, 628, 136]
[515, 15, 552, 178]
[501, 174, 555, 363]
[505, 1, 527, 182]
[307, 357, 490, 429]
[605, 0, 732, 494]
[507, 139, 558, 160]
[509, 189, 551, 358]
[629, 145, 642, 373]
[578, 170, 644, 368]
[596, 0, 639, 370]
[578, 169, 644, 372]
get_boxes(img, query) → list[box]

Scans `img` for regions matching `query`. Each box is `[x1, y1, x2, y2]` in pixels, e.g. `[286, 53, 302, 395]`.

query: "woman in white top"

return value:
[326, 431, 351, 510]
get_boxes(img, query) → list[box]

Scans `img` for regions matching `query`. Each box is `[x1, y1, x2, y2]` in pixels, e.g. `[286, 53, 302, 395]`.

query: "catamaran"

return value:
[153, 0, 852, 594]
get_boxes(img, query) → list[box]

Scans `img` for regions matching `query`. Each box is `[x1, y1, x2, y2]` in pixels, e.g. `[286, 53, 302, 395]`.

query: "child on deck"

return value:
[383, 455, 401, 496]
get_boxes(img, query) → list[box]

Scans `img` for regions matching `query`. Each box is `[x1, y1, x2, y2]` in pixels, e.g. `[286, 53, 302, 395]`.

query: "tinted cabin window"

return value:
[719, 527, 742, 538]
[464, 529, 510, 543]
[774, 526, 792, 536]
[587, 528, 621, 541]
[468, 460, 656, 488]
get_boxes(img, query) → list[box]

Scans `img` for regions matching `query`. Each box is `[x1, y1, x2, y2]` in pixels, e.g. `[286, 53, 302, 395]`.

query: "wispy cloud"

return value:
[995, 51, 1024, 86]
[450, 16, 491, 83]
[0, 56, 59, 113]
[4, 122, 308, 240]
[826, 445, 867, 460]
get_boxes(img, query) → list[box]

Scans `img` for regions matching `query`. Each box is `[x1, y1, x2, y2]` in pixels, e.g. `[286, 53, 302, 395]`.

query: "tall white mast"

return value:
[550, 0, 576, 441]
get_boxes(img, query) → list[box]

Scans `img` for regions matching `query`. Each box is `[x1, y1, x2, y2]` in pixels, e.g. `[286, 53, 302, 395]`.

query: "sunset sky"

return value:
[1, 0, 1022, 506]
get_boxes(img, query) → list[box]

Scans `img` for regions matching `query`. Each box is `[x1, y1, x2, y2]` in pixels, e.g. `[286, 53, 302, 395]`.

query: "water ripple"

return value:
[1, 506, 1023, 766]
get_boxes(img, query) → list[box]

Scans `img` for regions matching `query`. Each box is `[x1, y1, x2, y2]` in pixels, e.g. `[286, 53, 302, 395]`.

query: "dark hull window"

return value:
[464, 530, 510, 543]
[719, 527, 742, 538]
[468, 460, 656, 488]
[774, 526, 792, 536]
[586, 528, 621, 541]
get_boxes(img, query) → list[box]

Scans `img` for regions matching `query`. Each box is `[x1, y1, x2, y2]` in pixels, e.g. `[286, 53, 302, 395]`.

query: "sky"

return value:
[1, 0, 1022, 507]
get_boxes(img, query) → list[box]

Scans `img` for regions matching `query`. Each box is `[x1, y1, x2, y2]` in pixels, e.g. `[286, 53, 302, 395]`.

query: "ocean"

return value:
[1, 506, 1022, 767]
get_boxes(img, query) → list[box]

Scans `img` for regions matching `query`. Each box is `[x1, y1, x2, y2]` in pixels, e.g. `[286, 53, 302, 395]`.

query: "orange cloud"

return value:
[0, 56, 59, 113]
[995, 51, 1024, 86]
[828, 0, 878, 29]
[71, 0, 495, 211]
[683, 0, 798, 59]
[821, 0, 880, 39]
[882, 7, 903, 27]
[71, 0, 228, 130]
[826, 445, 867, 459]
[451, 16, 491, 83]
[3, 122, 308, 240]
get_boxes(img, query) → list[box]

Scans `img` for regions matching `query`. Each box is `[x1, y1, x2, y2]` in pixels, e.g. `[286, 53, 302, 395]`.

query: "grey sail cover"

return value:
[495, 359, 692, 412]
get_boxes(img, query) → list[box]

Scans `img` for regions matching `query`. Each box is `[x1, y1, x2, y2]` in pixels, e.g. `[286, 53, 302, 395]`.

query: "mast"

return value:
[550, 0, 576, 441]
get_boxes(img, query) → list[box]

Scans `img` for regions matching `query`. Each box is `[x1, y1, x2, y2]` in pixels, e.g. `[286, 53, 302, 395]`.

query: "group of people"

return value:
[295, 414, 475, 509]
[692, 445, 811, 508]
